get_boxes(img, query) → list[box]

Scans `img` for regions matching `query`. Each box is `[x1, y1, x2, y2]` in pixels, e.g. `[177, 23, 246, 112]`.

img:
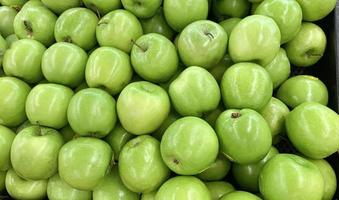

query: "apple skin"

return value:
[220, 191, 262, 200]
[58, 137, 112, 190]
[0, 34, 7, 68]
[178, 20, 228, 69]
[295, 0, 337, 21]
[277, 75, 329, 108]
[60, 125, 77, 142]
[41, 0, 81, 14]
[205, 182, 235, 200]
[255, 0, 302, 44]
[25, 83, 74, 129]
[215, 109, 272, 164]
[119, 135, 170, 193]
[152, 110, 180, 140]
[219, 18, 241, 38]
[0, 6, 17, 37]
[82, 0, 121, 16]
[160, 117, 219, 175]
[122, 0, 161, 18]
[284, 22, 326, 67]
[13, 0, 57, 46]
[55, 8, 98, 51]
[0, 171, 5, 192]
[0, 125, 15, 171]
[232, 147, 279, 192]
[3, 39, 46, 83]
[229, 15, 281, 66]
[155, 176, 212, 200]
[47, 174, 91, 200]
[259, 154, 324, 200]
[197, 154, 231, 181]
[6, 169, 47, 200]
[85, 46, 133, 95]
[117, 81, 170, 135]
[96, 9, 143, 53]
[203, 104, 224, 128]
[5, 33, 19, 48]
[285, 102, 339, 159]
[0, 77, 31, 127]
[67, 88, 117, 138]
[169, 66, 220, 117]
[0, 0, 27, 7]
[212, 0, 250, 18]
[221, 62, 273, 111]
[208, 54, 234, 84]
[141, 191, 156, 200]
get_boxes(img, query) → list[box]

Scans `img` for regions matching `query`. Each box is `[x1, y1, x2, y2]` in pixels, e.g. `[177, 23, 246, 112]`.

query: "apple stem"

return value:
[173, 158, 179, 165]
[87, 3, 101, 19]
[131, 39, 147, 52]
[36, 121, 42, 136]
[23, 20, 33, 37]
[307, 53, 323, 57]
[10, 5, 21, 12]
[231, 112, 241, 118]
[204, 32, 214, 41]
[105, 154, 116, 175]
[62, 36, 73, 43]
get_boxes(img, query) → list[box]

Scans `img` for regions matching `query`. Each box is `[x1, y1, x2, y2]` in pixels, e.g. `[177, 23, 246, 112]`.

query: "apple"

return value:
[152, 110, 180, 140]
[285, 102, 339, 159]
[141, 191, 156, 200]
[212, 0, 250, 18]
[67, 88, 117, 138]
[254, 0, 302, 44]
[25, 83, 74, 129]
[74, 82, 89, 92]
[3, 39, 46, 83]
[215, 109, 272, 164]
[197, 154, 231, 181]
[96, 9, 143, 53]
[122, 0, 161, 18]
[203, 104, 224, 128]
[60, 125, 77, 142]
[119, 135, 169, 193]
[163, 0, 208, 32]
[219, 18, 241, 38]
[221, 62, 273, 111]
[55, 8, 98, 51]
[284, 22, 326, 67]
[208, 54, 234, 83]
[6, 169, 47, 200]
[117, 81, 170, 135]
[5, 33, 19, 48]
[0, 171, 5, 192]
[169, 66, 220, 116]
[42, 42, 88, 88]
[259, 154, 324, 200]
[178, 20, 228, 69]
[58, 137, 112, 190]
[220, 191, 262, 200]
[0, 0, 27, 7]
[86, 47, 133, 95]
[161, 117, 219, 175]
[0, 125, 15, 171]
[277, 75, 329, 108]
[16, 120, 32, 133]
[0, 34, 6, 68]
[155, 176, 211, 200]
[140, 8, 175, 40]
[264, 48, 291, 89]
[13, 0, 57, 46]
[205, 181, 235, 200]
[295, 0, 337, 21]
[0, 6, 17, 37]
[0, 77, 31, 127]
[41, 0, 81, 14]
[251, 2, 260, 14]
[47, 174, 91, 200]
[82, 0, 121, 16]
[228, 15, 281, 66]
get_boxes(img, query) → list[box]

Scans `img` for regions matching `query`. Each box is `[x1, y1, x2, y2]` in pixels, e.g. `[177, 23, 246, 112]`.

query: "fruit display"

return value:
[0, 0, 338, 200]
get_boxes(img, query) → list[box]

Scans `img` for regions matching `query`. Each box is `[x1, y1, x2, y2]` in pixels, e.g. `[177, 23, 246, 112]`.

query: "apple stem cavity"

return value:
[23, 20, 33, 37]
[231, 112, 241, 118]
[204, 31, 214, 41]
[173, 158, 180, 165]
[131, 40, 147, 52]
[62, 36, 73, 44]
[10, 5, 21, 12]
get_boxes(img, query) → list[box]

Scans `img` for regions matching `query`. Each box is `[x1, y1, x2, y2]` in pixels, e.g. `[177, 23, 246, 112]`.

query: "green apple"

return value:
[117, 81, 170, 135]
[169, 66, 220, 116]
[5, 33, 19, 48]
[219, 18, 241, 38]
[259, 154, 324, 200]
[93, 166, 139, 200]
[140, 8, 175, 40]
[0, 171, 5, 192]
[16, 120, 32, 133]
[6, 169, 47, 200]
[42, 42, 88, 88]
[13, 0, 57, 46]
[85, 46, 133, 95]
[285, 102, 339, 159]
[255, 0, 302, 44]
[215, 109, 272, 164]
[203, 104, 224, 128]
[0, 77, 31, 127]
[26, 84, 74, 129]
[0, 0, 27, 7]
[264, 48, 291, 89]
[55, 8, 98, 51]
[212, 0, 250, 18]
[220, 191, 262, 200]
[3, 39, 46, 83]
[251, 2, 260, 14]
[152, 111, 180, 140]
[41, 0, 81, 14]
[232, 147, 279, 192]
[163, 0, 208, 32]
[141, 191, 156, 200]
[197, 154, 231, 181]
[277, 75, 329, 108]
[208, 54, 233, 83]
[178, 20, 228, 69]
[284, 22, 326, 67]
[74, 82, 89, 92]
[205, 181, 235, 200]
[119, 135, 170, 193]
[82, 0, 121, 16]
[0, 6, 17, 37]
[0, 125, 15, 171]
[122, 0, 161, 18]
[295, 0, 337, 21]
[60, 125, 77, 142]
[96, 9, 143, 53]
[0, 34, 6, 68]
[221, 62, 273, 110]
[229, 15, 281, 66]
[58, 137, 112, 190]
[161, 117, 219, 175]
[47, 174, 91, 200]
[155, 176, 211, 200]
[67, 88, 117, 138]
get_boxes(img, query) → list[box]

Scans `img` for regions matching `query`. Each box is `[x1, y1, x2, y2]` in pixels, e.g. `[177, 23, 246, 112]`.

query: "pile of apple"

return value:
[0, 0, 339, 199]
